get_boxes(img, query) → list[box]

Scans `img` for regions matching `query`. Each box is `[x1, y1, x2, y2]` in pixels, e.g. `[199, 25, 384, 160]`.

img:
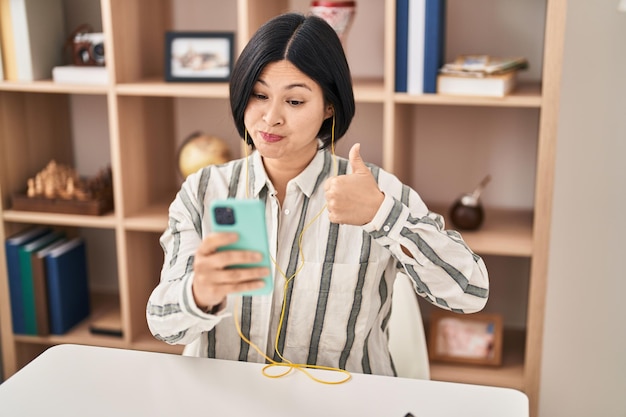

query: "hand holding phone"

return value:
[208, 199, 273, 296]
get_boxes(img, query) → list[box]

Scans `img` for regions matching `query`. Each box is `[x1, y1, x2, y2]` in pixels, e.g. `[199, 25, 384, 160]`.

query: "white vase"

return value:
[310, 1, 357, 47]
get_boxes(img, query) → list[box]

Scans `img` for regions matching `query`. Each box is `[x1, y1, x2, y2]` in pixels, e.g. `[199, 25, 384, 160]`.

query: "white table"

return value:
[0, 344, 528, 417]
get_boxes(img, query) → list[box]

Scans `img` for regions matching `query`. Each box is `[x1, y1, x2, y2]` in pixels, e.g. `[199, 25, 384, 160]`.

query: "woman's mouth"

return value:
[260, 131, 283, 143]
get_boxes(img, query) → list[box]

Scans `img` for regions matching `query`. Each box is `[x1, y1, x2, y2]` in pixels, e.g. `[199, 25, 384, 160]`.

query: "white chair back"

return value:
[388, 273, 431, 379]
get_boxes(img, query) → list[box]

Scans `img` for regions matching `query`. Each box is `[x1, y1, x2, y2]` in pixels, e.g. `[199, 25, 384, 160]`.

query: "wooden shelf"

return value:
[2, 210, 117, 229]
[0, 79, 109, 95]
[116, 78, 230, 98]
[395, 82, 542, 108]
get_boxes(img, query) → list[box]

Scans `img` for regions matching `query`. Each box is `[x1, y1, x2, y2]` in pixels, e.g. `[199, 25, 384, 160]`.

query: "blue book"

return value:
[423, 0, 446, 93]
[18, 231, 65, 334]
[4, 227, 51, 334]
[395, 0, 409, 92]
[45, 238, 91, 335]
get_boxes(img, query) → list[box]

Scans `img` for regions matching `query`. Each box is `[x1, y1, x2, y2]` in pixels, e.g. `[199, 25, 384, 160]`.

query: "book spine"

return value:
[423, 0, 446, 93]
[5, 241, 26, 333]
[18, 247, 37, 334]
[394, 0, 409, 92]
[46, 240, 91, 335]
[9, 0, 33, 81]
[0, 0, 18, 80]
[407, 0, 426, 94]
[3, 227, 50, 334]
[31, 251, 51, 336]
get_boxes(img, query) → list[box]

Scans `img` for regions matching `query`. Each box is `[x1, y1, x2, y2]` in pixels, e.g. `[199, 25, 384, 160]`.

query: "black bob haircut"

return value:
[229, 13, 355, 149]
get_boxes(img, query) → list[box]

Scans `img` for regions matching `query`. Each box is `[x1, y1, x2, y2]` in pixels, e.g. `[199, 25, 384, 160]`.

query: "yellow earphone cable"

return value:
[237, 117, 351, 384]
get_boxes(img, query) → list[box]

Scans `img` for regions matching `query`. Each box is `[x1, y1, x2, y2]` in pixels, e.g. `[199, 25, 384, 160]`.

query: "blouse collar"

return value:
[250, 147, 333, 199]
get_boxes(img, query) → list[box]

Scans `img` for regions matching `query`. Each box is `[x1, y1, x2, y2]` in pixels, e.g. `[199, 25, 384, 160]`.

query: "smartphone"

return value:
[208, 199, 273, 296]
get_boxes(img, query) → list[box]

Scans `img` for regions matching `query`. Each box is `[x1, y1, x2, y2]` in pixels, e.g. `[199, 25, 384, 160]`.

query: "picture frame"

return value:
[428, 311, 503, 366]
[164, 31, 234, 82]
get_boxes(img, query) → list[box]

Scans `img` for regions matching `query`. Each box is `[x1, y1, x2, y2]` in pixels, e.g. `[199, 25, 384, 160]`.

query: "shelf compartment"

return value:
[13, 292, 127, 348]
[115, 96, 179, 217]
[429, 328, 526, 390]
[0, 92, 74, 202]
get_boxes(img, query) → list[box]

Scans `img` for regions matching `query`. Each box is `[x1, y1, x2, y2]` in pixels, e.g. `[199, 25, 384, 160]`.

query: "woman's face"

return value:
[244, 60, 333, 169]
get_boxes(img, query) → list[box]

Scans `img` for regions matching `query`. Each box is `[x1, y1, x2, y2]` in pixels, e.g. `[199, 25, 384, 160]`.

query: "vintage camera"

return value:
[73, 32, 105, 66]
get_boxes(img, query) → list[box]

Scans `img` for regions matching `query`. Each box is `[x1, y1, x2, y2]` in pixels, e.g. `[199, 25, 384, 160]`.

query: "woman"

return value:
[147, 12, 488, 376]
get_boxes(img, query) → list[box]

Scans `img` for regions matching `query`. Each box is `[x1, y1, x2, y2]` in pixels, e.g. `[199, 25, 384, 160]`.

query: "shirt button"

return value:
[284, 209, 290, 215]
[383, 225, 390, 232]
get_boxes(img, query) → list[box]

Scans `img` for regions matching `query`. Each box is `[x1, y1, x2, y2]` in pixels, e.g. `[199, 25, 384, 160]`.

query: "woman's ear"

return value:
[325, 105, 334, 119]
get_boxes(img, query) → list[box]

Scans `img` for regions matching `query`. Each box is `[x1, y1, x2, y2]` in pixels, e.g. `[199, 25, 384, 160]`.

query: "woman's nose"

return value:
[262, 102, 283, 126]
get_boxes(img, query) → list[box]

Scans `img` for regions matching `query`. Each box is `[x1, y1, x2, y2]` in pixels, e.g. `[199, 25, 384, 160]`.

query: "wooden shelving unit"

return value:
[0, 1, 565, 416]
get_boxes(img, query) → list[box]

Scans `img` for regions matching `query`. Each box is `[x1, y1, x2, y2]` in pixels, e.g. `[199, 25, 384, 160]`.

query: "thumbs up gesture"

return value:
[324, 143, 385, 225]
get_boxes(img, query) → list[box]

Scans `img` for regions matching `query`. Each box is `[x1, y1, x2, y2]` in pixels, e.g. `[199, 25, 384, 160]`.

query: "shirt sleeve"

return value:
[363, 176, 489, 314]
[146, 173, 230, 346]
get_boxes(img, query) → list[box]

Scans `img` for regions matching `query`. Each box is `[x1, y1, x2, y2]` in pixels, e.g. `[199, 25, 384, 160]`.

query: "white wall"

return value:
[539, 1, 626, 416]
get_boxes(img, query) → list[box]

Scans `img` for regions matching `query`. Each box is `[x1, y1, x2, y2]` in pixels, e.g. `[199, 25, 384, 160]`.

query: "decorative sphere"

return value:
[178, 132, 231, 177]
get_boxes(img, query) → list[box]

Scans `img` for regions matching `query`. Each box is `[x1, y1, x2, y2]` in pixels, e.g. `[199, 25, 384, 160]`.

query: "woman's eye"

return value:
[287, 100, 303, 106]
[252, 93, 267, 100]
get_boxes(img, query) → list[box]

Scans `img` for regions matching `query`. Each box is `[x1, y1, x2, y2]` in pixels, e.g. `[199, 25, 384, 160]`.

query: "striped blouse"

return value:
[147, 148, 489, 376]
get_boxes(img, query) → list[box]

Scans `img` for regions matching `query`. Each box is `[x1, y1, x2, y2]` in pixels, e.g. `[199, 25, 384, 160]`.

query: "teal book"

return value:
[5, 227, 51, 334]
[45, 238, 91, 335]
[18, 231, 65, 334]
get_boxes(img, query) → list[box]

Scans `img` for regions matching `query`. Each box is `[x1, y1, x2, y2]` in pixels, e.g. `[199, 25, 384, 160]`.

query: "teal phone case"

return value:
[208, 199, 273, 296]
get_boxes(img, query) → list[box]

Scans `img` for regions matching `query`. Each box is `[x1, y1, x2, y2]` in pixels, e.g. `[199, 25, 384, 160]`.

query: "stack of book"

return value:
[5, 227, 91, 336]
[395, 0, 446, 94]
[436, 55, 529, 97]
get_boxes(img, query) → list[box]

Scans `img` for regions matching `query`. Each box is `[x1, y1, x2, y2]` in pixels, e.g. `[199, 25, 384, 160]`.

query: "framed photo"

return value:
[428, 311, 503, 366]
[165, 31, 234, 82]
